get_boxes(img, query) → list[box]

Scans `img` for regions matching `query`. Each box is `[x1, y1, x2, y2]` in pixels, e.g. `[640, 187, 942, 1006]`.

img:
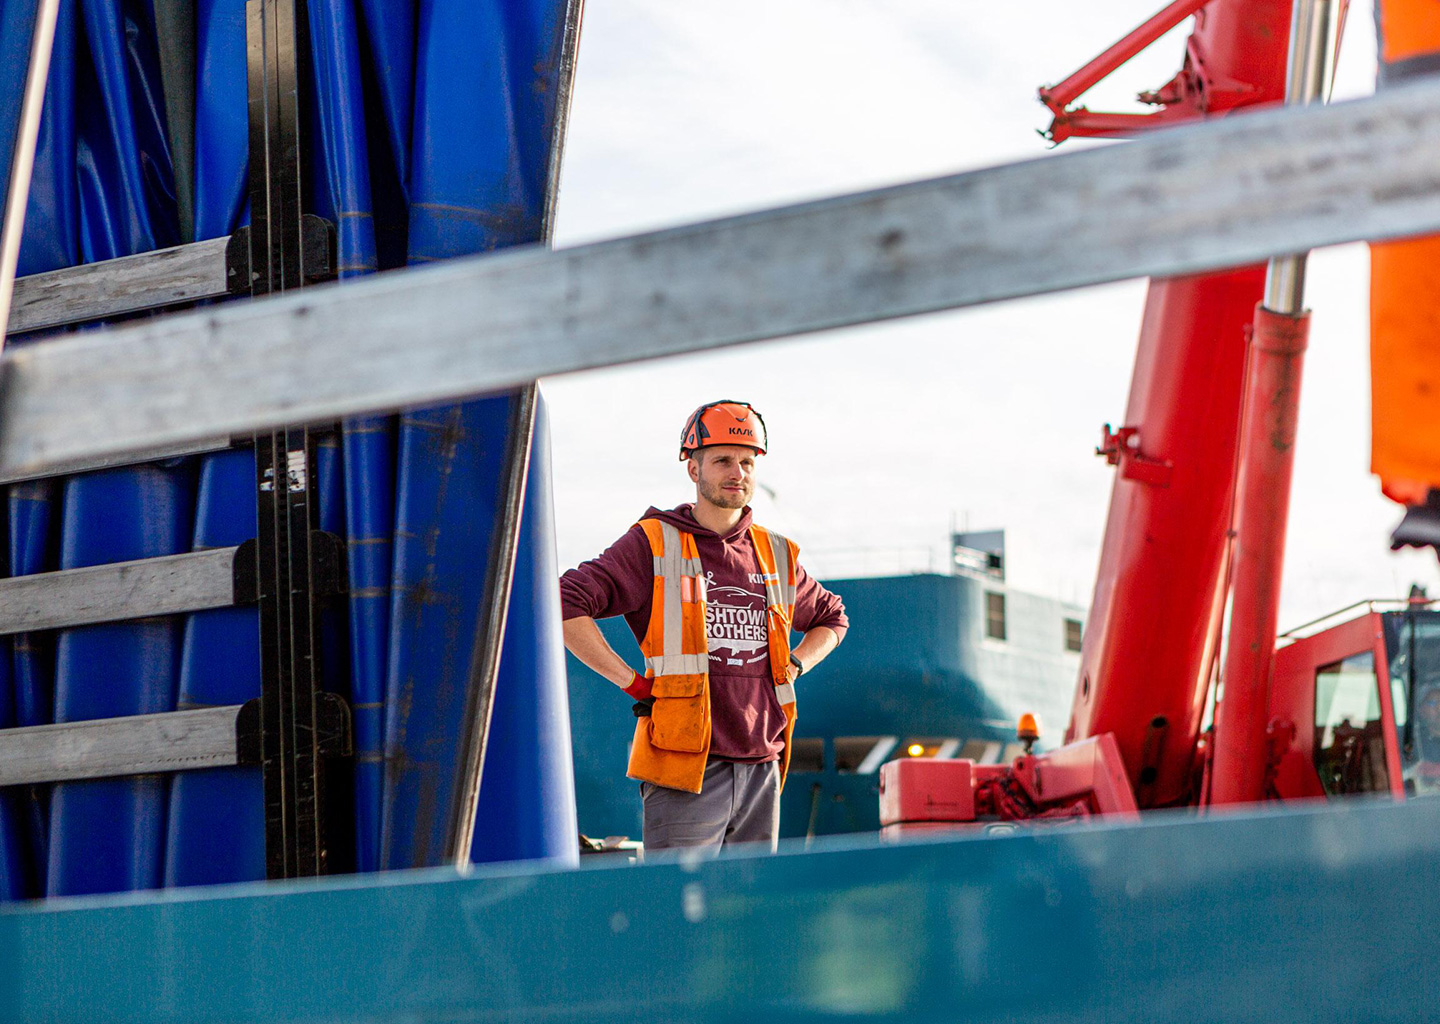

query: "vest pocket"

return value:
[649, 674, 708, 753]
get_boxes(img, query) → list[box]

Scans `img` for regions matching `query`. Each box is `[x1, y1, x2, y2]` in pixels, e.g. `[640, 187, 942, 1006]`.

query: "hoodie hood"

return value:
[642, 503, 753, 542]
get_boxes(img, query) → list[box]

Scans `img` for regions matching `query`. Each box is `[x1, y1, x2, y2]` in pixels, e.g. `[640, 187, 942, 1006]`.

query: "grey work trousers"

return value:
[641, 759, 781, 853]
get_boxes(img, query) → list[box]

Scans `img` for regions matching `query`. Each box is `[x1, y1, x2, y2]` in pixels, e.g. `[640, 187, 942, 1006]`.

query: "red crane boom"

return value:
[1062, 0, 1295, 808]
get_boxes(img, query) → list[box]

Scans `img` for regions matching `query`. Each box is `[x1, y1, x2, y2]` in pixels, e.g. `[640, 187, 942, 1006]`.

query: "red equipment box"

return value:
[878, 758, 974, 825]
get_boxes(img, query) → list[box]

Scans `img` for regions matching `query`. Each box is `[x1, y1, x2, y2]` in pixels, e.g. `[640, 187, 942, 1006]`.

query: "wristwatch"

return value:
[788, 653, 805, 677]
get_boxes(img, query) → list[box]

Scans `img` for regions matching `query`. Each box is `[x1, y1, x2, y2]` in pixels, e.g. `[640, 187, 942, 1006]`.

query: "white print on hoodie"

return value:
[704, 574, 768, 667]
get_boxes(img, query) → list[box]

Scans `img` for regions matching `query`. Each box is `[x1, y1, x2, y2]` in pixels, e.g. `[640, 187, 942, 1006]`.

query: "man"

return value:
[560, 400, 847, 853]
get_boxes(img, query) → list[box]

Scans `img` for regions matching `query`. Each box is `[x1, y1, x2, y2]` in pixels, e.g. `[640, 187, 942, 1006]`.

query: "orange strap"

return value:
[1371, 239, 1440, 503]
[1371, 0, 1440, 502]
[1377, 0, 1440, 64]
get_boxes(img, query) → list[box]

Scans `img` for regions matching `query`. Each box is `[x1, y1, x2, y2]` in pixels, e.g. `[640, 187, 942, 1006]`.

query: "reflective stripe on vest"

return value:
[749, 523, 797, 706]
[648, 521, 705, 671]
[644, 653, 708, 675]
[755, 527, 795, 612]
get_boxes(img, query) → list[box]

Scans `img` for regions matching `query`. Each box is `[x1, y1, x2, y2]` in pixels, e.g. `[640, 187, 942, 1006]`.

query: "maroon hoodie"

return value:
[560, 504, 848, 762]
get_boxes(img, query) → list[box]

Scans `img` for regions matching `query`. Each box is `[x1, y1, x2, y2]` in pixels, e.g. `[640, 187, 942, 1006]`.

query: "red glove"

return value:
[623, 671, 653, 700]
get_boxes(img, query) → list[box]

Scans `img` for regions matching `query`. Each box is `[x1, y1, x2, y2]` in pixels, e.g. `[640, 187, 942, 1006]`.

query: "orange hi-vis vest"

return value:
[627, 518, 799, 794]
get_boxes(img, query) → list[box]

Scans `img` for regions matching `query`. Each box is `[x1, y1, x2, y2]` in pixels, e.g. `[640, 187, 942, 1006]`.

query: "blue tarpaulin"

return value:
[0, 0, 579, 899]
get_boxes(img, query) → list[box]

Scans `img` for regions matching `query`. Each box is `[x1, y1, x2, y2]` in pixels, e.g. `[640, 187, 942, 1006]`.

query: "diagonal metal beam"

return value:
[3, 77, 1440, 478]
[0, 0, 61, 349]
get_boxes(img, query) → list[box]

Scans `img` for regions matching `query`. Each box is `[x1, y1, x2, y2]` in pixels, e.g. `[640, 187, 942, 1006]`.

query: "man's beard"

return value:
[699, 478, 750, 509]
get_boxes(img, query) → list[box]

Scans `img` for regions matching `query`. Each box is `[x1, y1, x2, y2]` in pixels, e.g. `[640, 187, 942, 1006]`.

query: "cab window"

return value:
[1313, 651, 1389, 797]
[1385, 611, 1440, 796]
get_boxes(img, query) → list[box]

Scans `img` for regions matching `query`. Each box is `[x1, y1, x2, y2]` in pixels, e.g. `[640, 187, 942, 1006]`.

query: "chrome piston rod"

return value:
[1264, 0, 1343, 315]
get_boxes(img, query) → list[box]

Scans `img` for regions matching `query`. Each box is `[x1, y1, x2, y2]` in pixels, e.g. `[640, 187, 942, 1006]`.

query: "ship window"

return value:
[789, 738, 824, 773]
[1314, 651, 1389, 797]
[985, 592, 1007, 641]
[1064, 617, 1083, 652]
[891, 737, 962, 761]
[834, 736, 897, 774]
[959, 739, 1003, 763]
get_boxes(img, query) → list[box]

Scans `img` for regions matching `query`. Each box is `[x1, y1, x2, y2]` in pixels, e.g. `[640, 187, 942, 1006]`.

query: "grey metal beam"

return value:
[0, 436, 236, 485]
[0, 547, 239, 634]
[3, 78, 1440, 478]
[0, 705, 242, 786]
[7, 235, 232, 334]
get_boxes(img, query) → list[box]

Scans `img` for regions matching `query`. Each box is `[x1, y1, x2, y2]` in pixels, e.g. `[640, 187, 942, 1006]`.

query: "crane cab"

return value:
[1269, 602, 1440, 803]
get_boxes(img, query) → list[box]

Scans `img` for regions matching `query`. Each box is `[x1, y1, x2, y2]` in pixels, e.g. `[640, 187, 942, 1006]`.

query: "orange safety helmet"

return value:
[678, 400, 768, 460]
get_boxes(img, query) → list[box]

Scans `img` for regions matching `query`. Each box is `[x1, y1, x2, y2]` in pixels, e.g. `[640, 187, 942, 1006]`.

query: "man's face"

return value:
[689, 445, 758, 510]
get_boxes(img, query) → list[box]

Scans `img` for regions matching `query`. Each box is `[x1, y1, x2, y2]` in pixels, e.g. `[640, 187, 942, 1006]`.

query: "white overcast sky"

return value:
[543, 0, 1439, 627]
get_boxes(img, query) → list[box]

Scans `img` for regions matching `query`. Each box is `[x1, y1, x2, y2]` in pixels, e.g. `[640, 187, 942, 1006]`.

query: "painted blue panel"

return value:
[6, 798, 1440, 1023]
[469, 398, 578, 866]
[48, 464, 194, 897]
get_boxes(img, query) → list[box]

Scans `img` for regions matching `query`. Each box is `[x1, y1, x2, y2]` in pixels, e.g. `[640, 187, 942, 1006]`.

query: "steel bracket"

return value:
[226, 214, 337, 294]
[1098, 423, 1174, 487]
[231, 529, 349, 605]
[236, 690, 352, 768]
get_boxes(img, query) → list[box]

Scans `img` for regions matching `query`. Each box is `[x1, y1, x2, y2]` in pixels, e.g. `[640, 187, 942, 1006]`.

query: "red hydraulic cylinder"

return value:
[1067, 270, 1263, 806]
[1063, 0, 1294, 809]
[1210, 307, 1310, 806]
